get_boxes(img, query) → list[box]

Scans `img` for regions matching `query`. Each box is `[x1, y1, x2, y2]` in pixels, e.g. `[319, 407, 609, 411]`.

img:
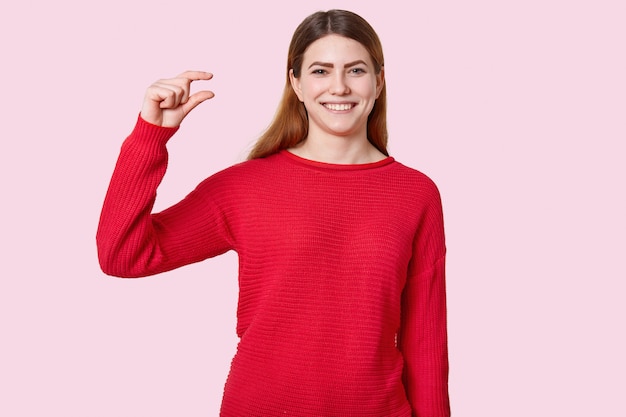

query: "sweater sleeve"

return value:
[96, 116, 234, 278]
[398, 184, 451, 417]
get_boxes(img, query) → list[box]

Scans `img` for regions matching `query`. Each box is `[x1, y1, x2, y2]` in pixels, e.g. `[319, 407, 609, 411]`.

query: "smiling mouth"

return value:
[323, 103, 355, 111]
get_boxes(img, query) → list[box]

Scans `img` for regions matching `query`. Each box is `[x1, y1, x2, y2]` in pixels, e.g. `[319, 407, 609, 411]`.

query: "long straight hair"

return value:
[247, 10, 388, 160]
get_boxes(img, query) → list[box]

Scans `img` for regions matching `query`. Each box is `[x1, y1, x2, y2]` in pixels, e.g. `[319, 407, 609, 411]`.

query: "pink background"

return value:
[1, 0, 624, 415]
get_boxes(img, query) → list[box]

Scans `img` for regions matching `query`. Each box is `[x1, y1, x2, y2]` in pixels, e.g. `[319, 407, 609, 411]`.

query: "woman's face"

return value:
[290, 34, 384, 142]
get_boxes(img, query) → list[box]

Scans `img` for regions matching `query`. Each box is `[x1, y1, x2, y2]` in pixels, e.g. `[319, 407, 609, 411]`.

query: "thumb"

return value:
[182, 90, 215, 116]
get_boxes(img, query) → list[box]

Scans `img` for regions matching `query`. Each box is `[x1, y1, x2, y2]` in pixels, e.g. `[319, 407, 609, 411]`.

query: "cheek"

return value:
[302, 80, 325, 97]
[355, 78, 378, 98]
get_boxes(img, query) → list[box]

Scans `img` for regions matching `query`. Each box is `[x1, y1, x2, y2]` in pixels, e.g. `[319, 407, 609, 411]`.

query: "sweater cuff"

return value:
[121, 114, 181, 155]
[133, 114, 180, 142]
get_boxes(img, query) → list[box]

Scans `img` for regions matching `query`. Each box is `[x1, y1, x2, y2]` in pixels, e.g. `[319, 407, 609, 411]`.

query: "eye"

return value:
[311, 69, 327, 75]
[349, 68, 366, 74]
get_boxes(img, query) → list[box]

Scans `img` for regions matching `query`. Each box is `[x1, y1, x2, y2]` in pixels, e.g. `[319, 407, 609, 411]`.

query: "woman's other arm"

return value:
[398, 183, 451, 417]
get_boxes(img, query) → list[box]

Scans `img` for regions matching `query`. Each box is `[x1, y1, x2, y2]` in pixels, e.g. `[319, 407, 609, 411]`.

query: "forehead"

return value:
[302, 34, 372, 65]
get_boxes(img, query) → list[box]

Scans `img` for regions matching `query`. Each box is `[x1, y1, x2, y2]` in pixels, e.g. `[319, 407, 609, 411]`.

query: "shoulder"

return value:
[388, 160, 443, 202]
[214, 152, 284, 180]
[193, 152, 285, 195]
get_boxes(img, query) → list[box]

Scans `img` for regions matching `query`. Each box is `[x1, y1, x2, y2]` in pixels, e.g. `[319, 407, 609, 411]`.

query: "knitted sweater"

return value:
[97, 116, 450, 417]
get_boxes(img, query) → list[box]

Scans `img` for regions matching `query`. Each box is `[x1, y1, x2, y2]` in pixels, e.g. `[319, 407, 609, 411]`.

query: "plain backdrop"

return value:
[1, 0, 624, 415]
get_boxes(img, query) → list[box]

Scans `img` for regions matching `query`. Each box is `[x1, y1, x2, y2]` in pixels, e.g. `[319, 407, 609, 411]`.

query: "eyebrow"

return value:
[307, 60, 368, 69]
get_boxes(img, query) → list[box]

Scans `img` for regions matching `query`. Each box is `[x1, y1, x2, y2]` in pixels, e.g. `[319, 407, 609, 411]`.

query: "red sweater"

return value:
[97, 116, 450, 417]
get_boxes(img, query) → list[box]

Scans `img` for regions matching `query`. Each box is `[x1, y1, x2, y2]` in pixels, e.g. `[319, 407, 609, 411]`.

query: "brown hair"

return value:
[247, 9, 387, 160]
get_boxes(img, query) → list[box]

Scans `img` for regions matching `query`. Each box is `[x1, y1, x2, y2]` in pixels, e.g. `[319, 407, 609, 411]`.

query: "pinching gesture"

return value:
[140, 71, 214, 128]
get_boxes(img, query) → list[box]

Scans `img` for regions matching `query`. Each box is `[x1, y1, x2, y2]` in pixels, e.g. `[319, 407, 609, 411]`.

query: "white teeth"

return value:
[324, 103, 353, 111]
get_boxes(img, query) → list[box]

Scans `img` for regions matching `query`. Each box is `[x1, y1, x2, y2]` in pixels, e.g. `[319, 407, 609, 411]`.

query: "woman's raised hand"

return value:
[140, 71, 214, 127]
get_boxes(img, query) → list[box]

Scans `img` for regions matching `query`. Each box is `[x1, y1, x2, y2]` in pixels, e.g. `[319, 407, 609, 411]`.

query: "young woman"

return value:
[97, 9, 450, 417]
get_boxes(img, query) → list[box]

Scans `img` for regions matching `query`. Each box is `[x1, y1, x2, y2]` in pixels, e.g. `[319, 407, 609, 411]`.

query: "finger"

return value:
[152, 73, 208, 105]
[174, 72, 212, 104]
[176, 70, 213, 82]
[158, 80, 190, 105]
[181, 90, 215, 115]
[149, 83, 185, 108]
[159, 72, 212, 104]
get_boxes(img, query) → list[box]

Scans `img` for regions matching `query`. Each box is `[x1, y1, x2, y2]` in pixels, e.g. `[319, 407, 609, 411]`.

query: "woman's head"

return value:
[248, 10, 387, 159]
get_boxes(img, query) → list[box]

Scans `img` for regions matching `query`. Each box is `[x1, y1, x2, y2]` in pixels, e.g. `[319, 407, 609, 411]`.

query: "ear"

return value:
[289, 69, 304, 102]
[375, 66, 385, 99]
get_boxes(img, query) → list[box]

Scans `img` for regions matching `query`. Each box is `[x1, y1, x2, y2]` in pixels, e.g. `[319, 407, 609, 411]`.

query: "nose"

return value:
[329, 73, 350, 95]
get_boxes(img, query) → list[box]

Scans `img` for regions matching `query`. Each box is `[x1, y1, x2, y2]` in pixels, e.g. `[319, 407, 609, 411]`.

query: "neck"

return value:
[289, 130, 386, 164]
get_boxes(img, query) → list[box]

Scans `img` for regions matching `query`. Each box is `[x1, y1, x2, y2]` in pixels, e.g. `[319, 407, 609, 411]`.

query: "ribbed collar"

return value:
[279, 150, 395, 172]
